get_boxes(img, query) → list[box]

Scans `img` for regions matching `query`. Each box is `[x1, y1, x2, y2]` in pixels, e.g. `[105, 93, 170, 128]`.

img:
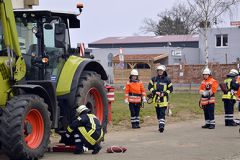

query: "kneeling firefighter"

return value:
[125, 69, 147, 129]
[148, 65, 173, 133]
[66, 105, 103, 154]
[199, 68, 218, 129]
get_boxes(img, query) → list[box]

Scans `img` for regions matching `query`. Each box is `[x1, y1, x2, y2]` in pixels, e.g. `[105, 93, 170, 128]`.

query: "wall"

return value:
[113, 64, 239, 86]
[199, 27, 240, 64]
[91, 47, 200, 83]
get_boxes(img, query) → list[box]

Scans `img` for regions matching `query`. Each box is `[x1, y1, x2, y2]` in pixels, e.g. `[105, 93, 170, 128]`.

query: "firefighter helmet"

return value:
[156, 65, 166, 71]
[202, 68, 211, 75]
[228, 69, 239, 77]
[76, 105, 89, 114]
[130, 69, 138, 76]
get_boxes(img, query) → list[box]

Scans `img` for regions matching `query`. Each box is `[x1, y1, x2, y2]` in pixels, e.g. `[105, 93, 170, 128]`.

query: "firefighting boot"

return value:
[228, 121, 238, 126]
[201, 124, 210, 129]
[74, 147, 84, 154]
[159, 124, 164, 133]
[135, 122, 141, 129]
[208, 124, 215, 129]
[92, 144, 102, 154]
[132, 122, 137, 129]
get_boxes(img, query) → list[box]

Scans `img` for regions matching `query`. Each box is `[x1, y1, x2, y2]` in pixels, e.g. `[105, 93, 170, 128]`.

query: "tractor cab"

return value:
[13, 10, 80, 81]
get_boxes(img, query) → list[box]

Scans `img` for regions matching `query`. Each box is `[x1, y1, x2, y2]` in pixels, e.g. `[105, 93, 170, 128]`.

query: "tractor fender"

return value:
[56, 55, 107, 97]
[12, 83, 59, 128]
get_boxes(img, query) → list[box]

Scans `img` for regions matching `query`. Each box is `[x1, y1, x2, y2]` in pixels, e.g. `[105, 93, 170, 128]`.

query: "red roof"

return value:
[90, 35, 199, 44]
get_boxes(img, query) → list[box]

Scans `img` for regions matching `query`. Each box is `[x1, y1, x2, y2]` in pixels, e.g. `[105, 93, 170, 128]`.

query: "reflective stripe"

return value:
[210, 120, 215, 124]
[149, 80, 153, 85]
[222, 92, 236, 100]
[74, 134, 80, 138]
[78, 114, 102, 146]
[205, 120, 210, 124]
[75, 139, 81, 142]
[225, 117, 234, 120]
[200, 97, 216, 105]
[97, 130, 103, 143]
[150, 88, 154, 92]
[128, 96, 142, 103]
[159, 119, 165, 124]
[88, 115, 96, 136]
[166, 90, 170, 94]
[79, 127, 96, 145]
[163, 85, 167, 91]
[77, 117, 81, 121]
[67, 126, 73, 133]
[168, 83, 172, 88]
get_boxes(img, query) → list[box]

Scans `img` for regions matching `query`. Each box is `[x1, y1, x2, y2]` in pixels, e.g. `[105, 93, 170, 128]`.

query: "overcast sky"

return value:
[34, 0, 240, 47]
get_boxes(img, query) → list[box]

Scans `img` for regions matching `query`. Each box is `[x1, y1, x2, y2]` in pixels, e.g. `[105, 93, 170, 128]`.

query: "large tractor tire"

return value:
[0, 95, 51, 160]
[75, 71, 108, 132]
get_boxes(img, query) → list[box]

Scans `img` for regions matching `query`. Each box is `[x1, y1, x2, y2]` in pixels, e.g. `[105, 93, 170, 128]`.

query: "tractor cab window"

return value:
[43, 22, 66, 81]
[16, 18, 38, 57]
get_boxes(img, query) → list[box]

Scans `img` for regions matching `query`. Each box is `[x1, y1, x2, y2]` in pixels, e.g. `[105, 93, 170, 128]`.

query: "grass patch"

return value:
[111, 92, 225, 126]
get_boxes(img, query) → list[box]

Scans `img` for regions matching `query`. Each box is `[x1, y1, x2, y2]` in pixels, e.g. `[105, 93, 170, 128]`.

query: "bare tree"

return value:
[140, 3, 199, 35]
[187, 0, 240, 67]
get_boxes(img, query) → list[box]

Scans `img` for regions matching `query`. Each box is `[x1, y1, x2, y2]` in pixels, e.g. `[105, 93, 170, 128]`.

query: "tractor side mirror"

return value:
[55, 23, 66, 49]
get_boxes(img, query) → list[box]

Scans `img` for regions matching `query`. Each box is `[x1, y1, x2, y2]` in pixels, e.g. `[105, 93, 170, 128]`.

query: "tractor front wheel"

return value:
[75, 71, 108, 132]
[0, 95, 51, 160]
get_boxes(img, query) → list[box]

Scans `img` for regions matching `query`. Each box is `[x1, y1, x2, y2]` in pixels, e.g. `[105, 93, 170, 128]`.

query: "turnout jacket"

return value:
[67, 113, 103, 145]
[237, 76, 240, 101]
[199, 77, 218, 106]
[148, 75, 173, 107]
[125, 80, 146, 103]
[222, 77, 239, 101]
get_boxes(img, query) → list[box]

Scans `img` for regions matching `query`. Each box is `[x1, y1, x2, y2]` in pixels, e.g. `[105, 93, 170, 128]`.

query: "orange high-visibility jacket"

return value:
[199, 77, 218, 105]
[237, 76, 240, 100]
[125, 81, 146, 103]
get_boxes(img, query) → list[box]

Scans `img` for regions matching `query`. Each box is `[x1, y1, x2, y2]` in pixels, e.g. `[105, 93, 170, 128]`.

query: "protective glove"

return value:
[142, 96, 147, 103]
[202, 91, 210, 97]
[124, 98, 129, 104]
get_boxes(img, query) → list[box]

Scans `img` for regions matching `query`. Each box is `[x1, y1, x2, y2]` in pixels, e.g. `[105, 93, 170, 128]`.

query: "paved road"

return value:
[1, 117, 240, 160]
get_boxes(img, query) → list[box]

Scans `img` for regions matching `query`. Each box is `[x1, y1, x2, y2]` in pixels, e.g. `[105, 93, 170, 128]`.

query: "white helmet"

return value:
[130, 69, 138, 76]
[228, 69, 239, 77]
[76, 105, 89, 114]
[202, 68, 211, 75]
[156, 65, 166, 71]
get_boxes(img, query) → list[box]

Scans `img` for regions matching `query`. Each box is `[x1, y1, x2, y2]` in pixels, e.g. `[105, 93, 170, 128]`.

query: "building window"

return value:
[108, 53, 113, 67]
[173, 58, 181, 65]
[216, 34, 228, 47]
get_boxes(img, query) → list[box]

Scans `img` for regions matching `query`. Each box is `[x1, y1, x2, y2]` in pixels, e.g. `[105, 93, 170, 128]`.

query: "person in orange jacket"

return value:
[236, 70, 240, 124]
[199, 68, 218, 129]
[125, 69, 147, 129]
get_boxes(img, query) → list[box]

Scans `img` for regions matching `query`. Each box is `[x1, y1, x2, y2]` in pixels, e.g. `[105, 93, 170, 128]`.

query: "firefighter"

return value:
[66, 105, 103, 154]
[199, 68, 218, 129]
[125, 69, 147, 129]
[222, 69, 240, 126]
[148, 65, 173, 133]
[235, 70, 240, 124]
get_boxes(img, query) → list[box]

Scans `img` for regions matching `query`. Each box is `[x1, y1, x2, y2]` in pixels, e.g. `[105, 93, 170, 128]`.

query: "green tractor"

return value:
[0, 1, 108, 159]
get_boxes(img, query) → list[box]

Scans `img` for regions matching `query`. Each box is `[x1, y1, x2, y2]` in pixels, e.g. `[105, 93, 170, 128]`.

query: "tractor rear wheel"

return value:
[0, 95, 51, 160]
[75, 71, 108, 132]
